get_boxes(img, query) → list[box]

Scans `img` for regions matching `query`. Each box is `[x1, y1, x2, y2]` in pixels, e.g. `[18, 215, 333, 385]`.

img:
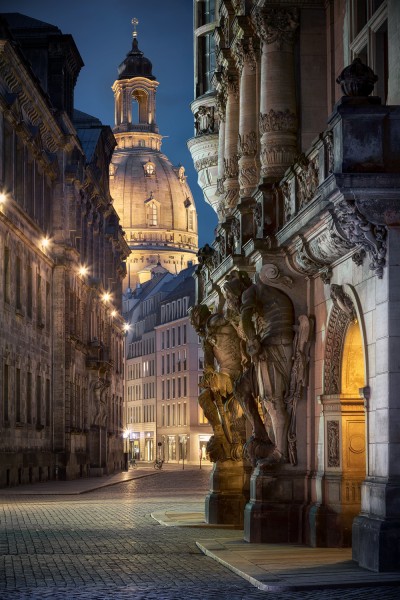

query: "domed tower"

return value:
[110, 21, 198, 289]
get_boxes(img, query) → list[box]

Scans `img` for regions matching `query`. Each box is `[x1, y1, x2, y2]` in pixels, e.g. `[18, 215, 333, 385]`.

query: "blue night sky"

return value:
[1, 0, 218, 246]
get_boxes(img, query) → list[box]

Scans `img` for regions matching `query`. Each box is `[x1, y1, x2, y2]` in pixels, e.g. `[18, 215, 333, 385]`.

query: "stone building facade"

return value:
[0, 14, 129, 486]
[124, 266, 212, 464]
[189, 0, 400, 572]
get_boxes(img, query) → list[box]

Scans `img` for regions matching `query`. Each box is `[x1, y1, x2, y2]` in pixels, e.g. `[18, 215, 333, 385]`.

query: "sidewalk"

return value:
[153, 510, 400, 592]
[0, 465, 157, 495]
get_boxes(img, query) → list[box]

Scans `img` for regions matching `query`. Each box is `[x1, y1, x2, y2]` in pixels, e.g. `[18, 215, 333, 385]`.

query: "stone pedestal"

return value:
[244, 465, 306, 543]
[206, 460, 251, 527]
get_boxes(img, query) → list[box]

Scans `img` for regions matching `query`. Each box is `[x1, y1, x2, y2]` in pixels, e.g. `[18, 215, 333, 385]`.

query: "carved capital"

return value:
[226, 77, 239, 98]
[254, 7, 299, 49]
[232, 37, 257, 73]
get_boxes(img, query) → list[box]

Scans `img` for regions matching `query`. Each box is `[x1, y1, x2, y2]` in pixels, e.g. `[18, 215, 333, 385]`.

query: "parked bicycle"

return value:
[154, 458, 164, 470]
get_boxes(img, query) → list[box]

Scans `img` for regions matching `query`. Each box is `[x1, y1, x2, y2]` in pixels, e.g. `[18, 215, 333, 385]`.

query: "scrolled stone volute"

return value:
[336, 58, 378, 97]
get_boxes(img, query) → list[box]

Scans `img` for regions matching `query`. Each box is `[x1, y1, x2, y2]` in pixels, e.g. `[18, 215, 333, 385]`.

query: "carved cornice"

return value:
[238, 130, 257, 157]
[224, 155, 239, 179]
[259, 109, 297, 134]
[194, 155, 218, 172]
[331, 197, 387, 278]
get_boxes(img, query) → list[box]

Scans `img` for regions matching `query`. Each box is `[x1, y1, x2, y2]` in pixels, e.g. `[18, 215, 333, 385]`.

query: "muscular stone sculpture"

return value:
[222, 271, 295, 466]
[190, 303, 246, 462]
[241, 274, 294, 464]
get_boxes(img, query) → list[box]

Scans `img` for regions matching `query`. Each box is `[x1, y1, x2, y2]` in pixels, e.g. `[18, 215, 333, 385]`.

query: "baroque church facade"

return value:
[0, 14, 129, 485]
[189, 0, 400, 572]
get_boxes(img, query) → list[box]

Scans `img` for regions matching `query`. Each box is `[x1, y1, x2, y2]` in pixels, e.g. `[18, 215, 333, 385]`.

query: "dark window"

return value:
[16, 368, 21, 422]
[46, 379, 50, 427]
[3, 364, 9, 422]
[27, 264, 33, 318]
[16, 256, 22, 310]
[27, 372, 32, 424]
[3, 246, 10, 304]
[36, 375, 41, 426]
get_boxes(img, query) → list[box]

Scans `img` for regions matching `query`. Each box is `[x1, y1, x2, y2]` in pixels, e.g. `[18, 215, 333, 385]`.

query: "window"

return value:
[183, 402, 187, 426]
[36, 375, 41, 427]
[147, 202, 158, 227]
[184, 376, 187, 397]
[46, 379, 50, 426]
[144, 161, 156, 176]
[3, 364, 9, 422]
[161, 355, 165, 375]
[178, 377, 181, 397]
[36, 273, 42, 327]
[16, 256, 22, 311]
[178, 326, 181, 345]
[183, 325, 187, 344]
[3, 246, 10, 304]
[348, 0, 388, 102]
[27, 264, 33, 318]
[27, 372, 32, 424]
[172, 328, 175, 347]
[16, 368, 21, 423]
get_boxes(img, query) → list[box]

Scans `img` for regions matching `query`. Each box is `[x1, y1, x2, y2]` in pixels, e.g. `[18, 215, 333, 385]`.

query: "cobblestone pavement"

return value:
[0, 468, 399, 600]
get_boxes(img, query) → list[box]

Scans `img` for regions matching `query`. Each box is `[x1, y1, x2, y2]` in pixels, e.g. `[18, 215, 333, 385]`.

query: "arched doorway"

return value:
[318, 285, 367, 547]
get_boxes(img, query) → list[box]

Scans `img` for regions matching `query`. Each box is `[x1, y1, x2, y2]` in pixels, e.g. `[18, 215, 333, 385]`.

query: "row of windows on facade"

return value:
[161, 376, 188, 400]
[127, 381, 156, 402]
[127, 402, 208, 428]
[128, 323, 189, 359]
[3, 247, 50, 329]
[127, 403, 156, 424]
[3, 121, 53, 233]
[161, 300, 190, 324]
[162, 324, 187, 348]
[2, 365, 50, 427]
[161, 351, 188, 375]
[127, 359, 155, 381]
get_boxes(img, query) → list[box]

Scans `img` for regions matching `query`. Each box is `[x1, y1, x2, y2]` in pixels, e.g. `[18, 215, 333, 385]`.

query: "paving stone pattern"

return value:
[0, 468, 399, 600]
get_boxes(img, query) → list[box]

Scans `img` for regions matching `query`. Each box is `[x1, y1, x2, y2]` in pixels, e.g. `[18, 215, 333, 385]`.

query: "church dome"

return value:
[111, 147, 197, 243]
[118, 37, 155, 81]
[111, 26, 198, 289]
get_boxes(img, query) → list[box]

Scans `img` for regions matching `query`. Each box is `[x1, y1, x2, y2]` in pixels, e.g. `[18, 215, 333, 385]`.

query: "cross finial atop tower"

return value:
[132, 17, 139, 38]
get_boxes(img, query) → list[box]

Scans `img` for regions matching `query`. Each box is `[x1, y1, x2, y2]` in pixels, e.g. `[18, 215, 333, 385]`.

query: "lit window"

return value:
[144, 160, 156, 176]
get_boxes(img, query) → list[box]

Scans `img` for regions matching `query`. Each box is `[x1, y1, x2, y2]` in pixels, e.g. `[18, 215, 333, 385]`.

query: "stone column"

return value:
[233, 37, 259, 198]
[223, 75, 240, 214]
[255, 7, 299, 182]
[215, 89, 226, 219]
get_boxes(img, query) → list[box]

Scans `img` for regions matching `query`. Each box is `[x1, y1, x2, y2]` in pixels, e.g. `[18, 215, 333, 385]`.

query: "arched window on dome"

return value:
[144, 160, 156, 177]
[145, 193, 159, 227]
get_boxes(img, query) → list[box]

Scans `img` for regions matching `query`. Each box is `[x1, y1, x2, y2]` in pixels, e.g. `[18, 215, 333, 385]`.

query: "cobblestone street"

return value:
[0, 467, 399, 600]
